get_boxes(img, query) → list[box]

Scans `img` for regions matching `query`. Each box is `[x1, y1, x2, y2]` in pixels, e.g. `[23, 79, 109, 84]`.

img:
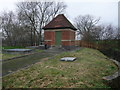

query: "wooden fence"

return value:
[75, 40, 103, 50]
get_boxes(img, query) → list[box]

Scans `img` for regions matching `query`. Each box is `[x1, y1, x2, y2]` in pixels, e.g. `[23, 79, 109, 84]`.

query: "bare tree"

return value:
[102, 24, 115, 40]
[1, 11, 32, 46]
[1, 11, 15, 45]
[1, 1, 66, 46]
[91, 25, 104, 40]
[74, 15, 100, 41]
[16, 1, 67, 46]
[98, 24, 119, 40]
[17, 2, 39, 46]
[115, 27, 120, 39]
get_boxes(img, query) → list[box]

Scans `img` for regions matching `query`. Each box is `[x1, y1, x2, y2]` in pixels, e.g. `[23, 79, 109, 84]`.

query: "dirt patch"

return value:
[36, 58, 49, 64]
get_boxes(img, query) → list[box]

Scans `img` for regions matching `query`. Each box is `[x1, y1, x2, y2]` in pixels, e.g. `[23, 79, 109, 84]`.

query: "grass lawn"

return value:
[2, 53, 24, 60]
[2, 48, 118, 88]
[2, 46, 25, 49]
[2, 46, 25, 60]
[2, 49, 42, 60]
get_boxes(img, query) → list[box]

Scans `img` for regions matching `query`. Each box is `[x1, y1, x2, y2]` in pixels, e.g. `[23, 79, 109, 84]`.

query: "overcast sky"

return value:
[0, 0, 119, 27]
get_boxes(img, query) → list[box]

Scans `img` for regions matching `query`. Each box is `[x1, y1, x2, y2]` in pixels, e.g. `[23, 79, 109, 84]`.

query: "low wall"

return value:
[103, 59, 120, 88]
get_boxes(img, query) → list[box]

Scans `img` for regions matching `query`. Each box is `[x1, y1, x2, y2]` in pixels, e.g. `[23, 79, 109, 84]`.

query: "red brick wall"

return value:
[62, 41, 70, 46]
[62, 41, 75, 46]
[61, 30, 75, 46]
[44, 29, 75, 46]
[44, 31, 55, 46]
[71, 41, 75, 46]
[62, 30, 75, 40]
[62, 30, 70, 40]
[44, 41, 51, 46]
[70, 31, 75, 40]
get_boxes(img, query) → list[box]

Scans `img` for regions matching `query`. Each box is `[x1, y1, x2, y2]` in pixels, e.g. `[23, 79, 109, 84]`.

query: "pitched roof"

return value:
[43, 14, 77, 30]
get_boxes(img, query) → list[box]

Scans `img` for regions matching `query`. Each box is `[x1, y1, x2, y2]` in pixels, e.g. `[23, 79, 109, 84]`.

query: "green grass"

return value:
[2, 46, 25, 49]
[2, 49, 42, 60]
[2, 53, 23, 60]
[2, 48, 118, 88]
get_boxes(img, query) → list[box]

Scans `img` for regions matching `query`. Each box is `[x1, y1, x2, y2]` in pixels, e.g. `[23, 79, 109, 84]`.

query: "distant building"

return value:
[43, 14, 77, 48]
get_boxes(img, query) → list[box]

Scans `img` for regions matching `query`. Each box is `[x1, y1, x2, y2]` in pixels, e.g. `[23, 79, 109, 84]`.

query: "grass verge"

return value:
[2, 49, 42, 60]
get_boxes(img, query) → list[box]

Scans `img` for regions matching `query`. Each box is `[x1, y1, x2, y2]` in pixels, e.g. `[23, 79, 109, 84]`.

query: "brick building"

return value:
[43, 14, 77, 49]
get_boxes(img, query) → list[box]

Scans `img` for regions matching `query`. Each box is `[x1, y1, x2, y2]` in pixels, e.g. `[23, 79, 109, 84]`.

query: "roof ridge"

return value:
[43, 14, 77, 30]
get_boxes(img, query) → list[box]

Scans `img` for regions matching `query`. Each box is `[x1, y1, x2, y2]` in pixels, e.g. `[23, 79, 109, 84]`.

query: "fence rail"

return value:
[75, 40, 103, 50]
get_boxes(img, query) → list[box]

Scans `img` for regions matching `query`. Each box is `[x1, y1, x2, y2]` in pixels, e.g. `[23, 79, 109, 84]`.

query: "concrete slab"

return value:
[60, 57, 76, 61]
[4, 49, 32, 52]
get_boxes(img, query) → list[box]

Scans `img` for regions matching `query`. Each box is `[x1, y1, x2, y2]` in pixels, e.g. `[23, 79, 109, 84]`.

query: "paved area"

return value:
[2, 48, 64, 77]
